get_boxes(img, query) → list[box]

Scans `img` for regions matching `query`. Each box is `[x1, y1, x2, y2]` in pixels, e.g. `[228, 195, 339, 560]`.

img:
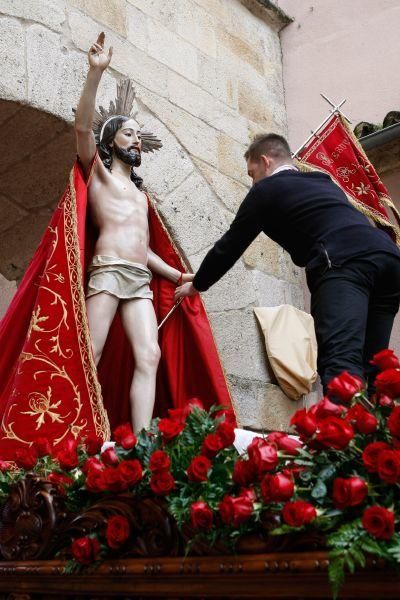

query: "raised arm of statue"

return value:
[74, 32, 113, 175]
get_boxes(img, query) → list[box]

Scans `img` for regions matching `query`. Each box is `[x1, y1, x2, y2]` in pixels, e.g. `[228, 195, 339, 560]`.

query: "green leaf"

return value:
[328, 556, 345, 600]
[311, 480, 327, 499]
[318, 465, 337, 481]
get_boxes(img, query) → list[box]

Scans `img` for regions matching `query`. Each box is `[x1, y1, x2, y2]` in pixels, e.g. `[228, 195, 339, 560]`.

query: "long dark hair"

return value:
[98, 116, 143, 189]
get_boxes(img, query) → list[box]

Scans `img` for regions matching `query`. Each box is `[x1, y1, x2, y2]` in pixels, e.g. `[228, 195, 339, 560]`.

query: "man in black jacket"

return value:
[175, 134, 400, 392]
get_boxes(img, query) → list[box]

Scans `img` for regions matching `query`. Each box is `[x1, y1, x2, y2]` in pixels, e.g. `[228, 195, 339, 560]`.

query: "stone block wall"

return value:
[0, 0, 310, 431]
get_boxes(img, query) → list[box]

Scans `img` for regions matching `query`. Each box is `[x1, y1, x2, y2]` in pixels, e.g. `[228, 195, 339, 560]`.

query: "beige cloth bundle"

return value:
[254, 305, 318, 401]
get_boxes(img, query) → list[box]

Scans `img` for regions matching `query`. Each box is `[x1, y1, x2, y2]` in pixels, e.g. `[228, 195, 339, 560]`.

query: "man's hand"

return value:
[174, 282, 199, 302]
[88, 32, 113, 71]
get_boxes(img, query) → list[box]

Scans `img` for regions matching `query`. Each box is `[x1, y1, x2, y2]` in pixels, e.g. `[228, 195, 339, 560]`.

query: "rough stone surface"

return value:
[230, 376, 303, 432]
[208, 309, 270, 383]
[244, 234, 280, 277]
[147, 19, 198, 82]
[193, 158, 249, 214]
[0, 274, 17, 319]
[189, 246, 258, 312]
[26, 25, 63, 112]
[68, 0, 127, 36]
[68, 11, 169, 97]
[0, 0, 65, 32]
[136, 107, 195, 202]
[126, 2, 148, 53]
[159, 171, 227, 257]
[0, 17, 25, 101]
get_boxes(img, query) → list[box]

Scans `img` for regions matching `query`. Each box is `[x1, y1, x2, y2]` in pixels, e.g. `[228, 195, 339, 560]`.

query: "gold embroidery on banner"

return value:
[22, 386, 66, 430]
[297, 115, 400, 245]
[1, 168, 110, 446]
[66, 169, 110, 441]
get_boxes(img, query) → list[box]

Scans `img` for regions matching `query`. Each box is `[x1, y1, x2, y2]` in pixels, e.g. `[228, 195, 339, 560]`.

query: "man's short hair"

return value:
[244, 133, 292, 161]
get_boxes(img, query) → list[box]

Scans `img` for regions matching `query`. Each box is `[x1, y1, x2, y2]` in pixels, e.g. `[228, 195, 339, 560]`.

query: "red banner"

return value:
[297, 114, 400, 245]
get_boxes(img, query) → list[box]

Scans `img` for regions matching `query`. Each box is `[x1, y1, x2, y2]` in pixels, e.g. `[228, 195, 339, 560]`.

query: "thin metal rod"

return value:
[157, 298, 183, 330]
[292, 97, 349, 158]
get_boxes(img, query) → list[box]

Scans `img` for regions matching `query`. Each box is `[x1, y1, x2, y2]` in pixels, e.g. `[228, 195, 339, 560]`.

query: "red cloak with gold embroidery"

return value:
[0, 161, 235, 459]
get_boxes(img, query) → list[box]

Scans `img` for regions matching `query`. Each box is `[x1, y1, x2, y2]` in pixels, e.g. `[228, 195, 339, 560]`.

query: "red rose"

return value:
[82, 456, 105, 475]
[346, 404, 378, 435]
[0, 460, 11, 472]
[379, 395, 395, 408]
[370, 349, 400, 371]
[85, 469, 107, 493]
[84, 433, 103, 455]
[167, 408, 187, 423]
[216, 421, 235, 447]
[283, 463, 306, 480]
[106, 515, 130, 549]
[375, 369, 400, 398]
[388, 406, 400, 438]
[362, 442, 391, 472]
[218, 495, 253, 527]
[101, 447, 119, 466]
[187, 455, 212, 482]
[362, 506, 395, 540]
[149, 450, 171, 472]
[15, 447, 38, 470]
[150, 471, 175, 495]
[290, 408, 317, 439]
[332, 477, 368, 509]
[118, 459, 143, 486]
[313, 397, 347, 422]
[282, 500, 317, 527]
[327, 371, 364, 403]
[247, 438, 278, 475]
[113, 423, 137, 450]
[71, 536, 101, 565]
[316, 417, 354, 450]
[184, 397, 205, 413]
[47, 472, 73, 495]
[103, 467, 127, 492]
[232, 459, 256, 486]
[190, 501, 213, 530]
[33, 437, 52, 457]
[214, 408, 236, 424]
[158, 418, 184, 442]
[55, 439, 79, 470]
[261, 472, 294, 503]
[239, 487, 257, 503]
[266, 432, 302, 455]
[377, 449, 400, 484]
[201, 433, 224, 458]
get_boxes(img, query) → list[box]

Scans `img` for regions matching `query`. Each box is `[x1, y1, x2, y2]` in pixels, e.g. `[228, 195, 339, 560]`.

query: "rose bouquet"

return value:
[1, 349, 400, 598]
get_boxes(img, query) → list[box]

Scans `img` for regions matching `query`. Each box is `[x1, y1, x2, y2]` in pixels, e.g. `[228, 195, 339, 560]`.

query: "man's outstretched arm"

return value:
[174, 187, 264, 300]
[74, 32, 112, 175]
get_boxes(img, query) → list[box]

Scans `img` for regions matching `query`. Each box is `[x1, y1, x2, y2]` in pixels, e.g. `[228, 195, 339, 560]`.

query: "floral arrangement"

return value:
[1, 349, 400, 598]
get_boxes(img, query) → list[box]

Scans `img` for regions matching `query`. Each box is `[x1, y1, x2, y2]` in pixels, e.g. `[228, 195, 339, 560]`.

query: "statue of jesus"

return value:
[75, 33, 193, 432]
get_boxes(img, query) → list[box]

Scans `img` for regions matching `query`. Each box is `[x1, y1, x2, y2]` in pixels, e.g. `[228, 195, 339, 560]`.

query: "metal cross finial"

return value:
[292, 95, 352, 158]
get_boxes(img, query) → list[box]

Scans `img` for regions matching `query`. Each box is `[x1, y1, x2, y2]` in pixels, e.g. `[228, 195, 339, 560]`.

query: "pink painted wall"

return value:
[276, 0, 400, 355]
[276, 0, 400, 150]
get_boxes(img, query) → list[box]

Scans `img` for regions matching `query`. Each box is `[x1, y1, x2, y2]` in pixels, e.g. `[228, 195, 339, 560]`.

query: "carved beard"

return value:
[113, 142, 142, 167]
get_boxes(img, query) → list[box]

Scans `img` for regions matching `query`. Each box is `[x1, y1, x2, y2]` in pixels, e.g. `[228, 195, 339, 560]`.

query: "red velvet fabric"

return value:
[0, 161, 235, 459]
[298, 114, 400, 244]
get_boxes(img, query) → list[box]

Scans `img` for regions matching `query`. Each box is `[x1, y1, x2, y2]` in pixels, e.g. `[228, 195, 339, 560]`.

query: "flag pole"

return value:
[292, 96, 351, 159]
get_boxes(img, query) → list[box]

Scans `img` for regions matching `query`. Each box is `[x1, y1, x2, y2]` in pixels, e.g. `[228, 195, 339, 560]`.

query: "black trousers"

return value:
[306, 252, 400, 393]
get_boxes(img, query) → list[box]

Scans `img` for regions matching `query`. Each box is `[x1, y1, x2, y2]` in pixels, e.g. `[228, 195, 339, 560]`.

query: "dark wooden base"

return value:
[0, 552, 398, 600]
